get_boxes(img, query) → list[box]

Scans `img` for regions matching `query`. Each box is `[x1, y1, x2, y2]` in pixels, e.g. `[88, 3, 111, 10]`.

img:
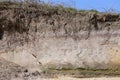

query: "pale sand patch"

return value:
[42, 76, 120, 80]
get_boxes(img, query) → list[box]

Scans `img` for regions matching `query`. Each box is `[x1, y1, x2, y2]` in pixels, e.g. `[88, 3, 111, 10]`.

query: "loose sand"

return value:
[42, 76, 120, 80]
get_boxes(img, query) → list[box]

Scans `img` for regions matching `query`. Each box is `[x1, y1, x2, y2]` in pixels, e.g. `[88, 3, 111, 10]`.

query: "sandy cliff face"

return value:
[0, 5, 120, 71]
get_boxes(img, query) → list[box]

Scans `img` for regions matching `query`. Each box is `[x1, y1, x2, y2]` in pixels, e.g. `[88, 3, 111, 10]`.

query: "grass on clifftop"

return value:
[0, 1, 99, 14]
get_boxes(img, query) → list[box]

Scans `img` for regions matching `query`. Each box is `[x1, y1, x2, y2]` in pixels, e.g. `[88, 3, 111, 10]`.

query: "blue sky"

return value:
[42, 0, 120, 12]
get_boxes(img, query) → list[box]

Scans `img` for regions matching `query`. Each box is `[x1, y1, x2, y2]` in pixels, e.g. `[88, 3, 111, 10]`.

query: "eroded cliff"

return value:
[0, 2, 120, 73]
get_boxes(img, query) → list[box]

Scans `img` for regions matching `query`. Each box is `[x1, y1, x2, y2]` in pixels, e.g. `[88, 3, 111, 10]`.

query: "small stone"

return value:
[24, 69, 28, 73]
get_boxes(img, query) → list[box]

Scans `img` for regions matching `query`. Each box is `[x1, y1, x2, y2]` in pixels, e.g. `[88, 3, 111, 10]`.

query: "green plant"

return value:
[65, 7, 77, 13]
[55, 4, 64, 10]
[89, 9, 99, 13]
[79, 9, 99, 13]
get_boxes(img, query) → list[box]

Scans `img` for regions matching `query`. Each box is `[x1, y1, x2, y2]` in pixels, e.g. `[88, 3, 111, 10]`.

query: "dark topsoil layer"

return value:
[0, 1, 120, 33]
